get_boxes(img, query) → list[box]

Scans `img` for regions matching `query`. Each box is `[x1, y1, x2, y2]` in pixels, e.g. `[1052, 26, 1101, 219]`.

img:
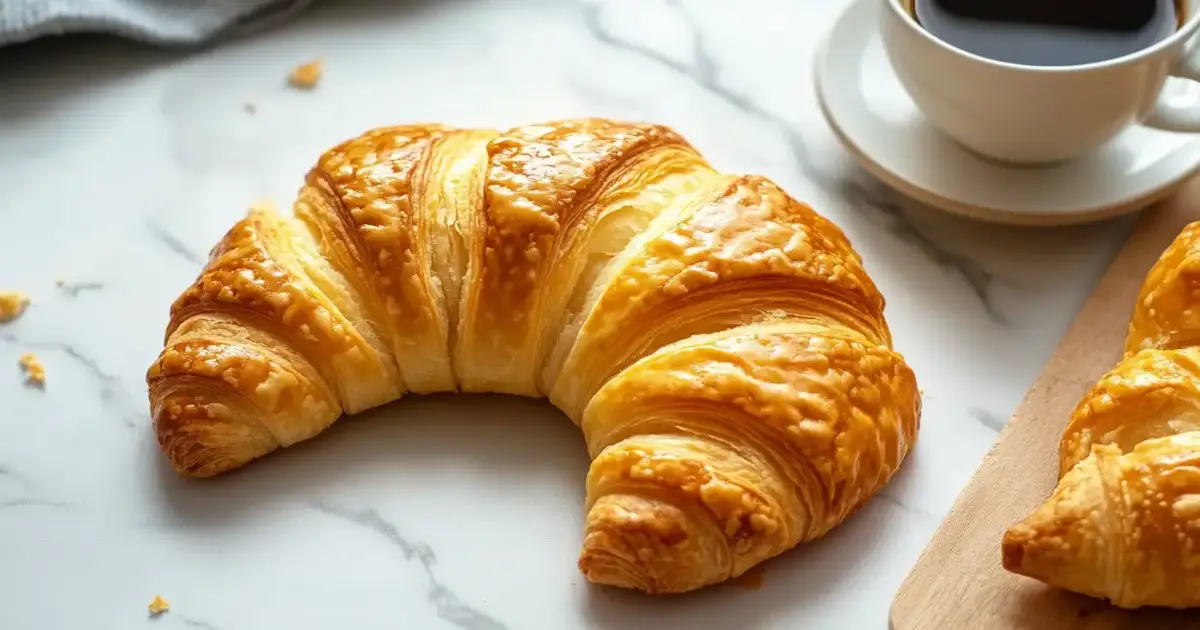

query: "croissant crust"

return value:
[148, 118, 919, 593]
[1004, 221, 1200, 609]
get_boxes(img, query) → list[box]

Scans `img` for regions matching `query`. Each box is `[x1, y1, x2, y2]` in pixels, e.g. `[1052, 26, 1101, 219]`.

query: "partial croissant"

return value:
[1003, 221, 1200, 609]
[147, 119, 920, 594]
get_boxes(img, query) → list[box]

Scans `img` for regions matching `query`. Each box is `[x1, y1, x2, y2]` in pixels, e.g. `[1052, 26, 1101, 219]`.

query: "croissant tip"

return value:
[578, 542, 657, 594]
[158, 434, 240, 479]
[154, 411, 261, 479]
[169, 456, 228, 479]
[1000, 531, 1028, 575]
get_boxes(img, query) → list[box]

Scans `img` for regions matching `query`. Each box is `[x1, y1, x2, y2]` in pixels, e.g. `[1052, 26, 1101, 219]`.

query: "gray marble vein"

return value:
[0, 332, 140, 427]
[580, 0, 1008, 323]
[56, 281, 104, 297]
[876, 488, 938, 521]
[0, 464, 27, 485]
[967, 406, 1008, 432]
[145, 219, 206, 267]
[0, 464, 70, 510]
[838, 181, 1008, 323]
[311, 501, 508, 630]
[0, 498, 71, 509]
[179, 615, 221, 630]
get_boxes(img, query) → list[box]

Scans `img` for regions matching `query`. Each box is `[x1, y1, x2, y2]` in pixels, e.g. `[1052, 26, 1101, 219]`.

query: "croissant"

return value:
[146, 118, 920, 594]
[1003, 221, 1200, 608]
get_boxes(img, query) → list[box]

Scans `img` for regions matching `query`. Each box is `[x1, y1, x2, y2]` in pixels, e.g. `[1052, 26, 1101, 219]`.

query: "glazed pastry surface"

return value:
[1004, 221, 1200, 608]
[147, 118, 920, 594]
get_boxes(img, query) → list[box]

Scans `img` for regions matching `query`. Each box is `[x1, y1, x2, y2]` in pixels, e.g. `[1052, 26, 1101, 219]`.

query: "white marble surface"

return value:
[0, 0, 1140, 628]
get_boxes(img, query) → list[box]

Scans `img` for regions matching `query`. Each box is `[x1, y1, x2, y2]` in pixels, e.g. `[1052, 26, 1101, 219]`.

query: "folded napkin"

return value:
[0, 0, 320, 47]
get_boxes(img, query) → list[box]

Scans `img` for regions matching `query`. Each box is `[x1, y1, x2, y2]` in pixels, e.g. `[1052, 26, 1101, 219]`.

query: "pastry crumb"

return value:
[918, 387, 926, 396]
[148, 595, 169, 616]
[287, 58, 323, 90]
[19, 352, 44, 386]
[54, 277, 65, 287]
[243, 101, 257, 114]
[0, 291, 29, 323]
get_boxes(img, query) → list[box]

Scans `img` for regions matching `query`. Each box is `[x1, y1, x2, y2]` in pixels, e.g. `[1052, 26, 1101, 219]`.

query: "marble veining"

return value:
[145, 219, 208, 267]
[1, 331, 141, 428]
[177, 616, 222, 630]
[0, 0, 1141, 628]
[838, 180, 1010, 323]
[0, 463, 71, 510]
[56, 281, 106, 297]
[313, 501, 508, 630]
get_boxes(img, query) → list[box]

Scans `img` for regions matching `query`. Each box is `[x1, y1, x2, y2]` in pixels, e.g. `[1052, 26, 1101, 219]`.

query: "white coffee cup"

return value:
[881, 0, 1200, 164]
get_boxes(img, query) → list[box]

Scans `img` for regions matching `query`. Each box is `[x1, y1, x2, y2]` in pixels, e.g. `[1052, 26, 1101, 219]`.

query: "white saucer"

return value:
[814, 0, 1200, 226]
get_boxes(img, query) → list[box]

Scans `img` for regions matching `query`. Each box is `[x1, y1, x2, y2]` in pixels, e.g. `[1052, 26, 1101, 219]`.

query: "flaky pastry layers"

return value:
[147, 119, 920, 594]
[1004, 222, 1200, 608]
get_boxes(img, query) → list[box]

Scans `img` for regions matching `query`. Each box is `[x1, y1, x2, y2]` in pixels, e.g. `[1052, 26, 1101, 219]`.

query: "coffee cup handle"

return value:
[1145, 34, 1200, 132]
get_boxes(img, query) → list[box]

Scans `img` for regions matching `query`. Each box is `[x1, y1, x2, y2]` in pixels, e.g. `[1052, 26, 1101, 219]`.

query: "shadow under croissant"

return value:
[147, 393, 909, 627]
[1002, 581, 1200, 628]
[148, 393, 589, 528]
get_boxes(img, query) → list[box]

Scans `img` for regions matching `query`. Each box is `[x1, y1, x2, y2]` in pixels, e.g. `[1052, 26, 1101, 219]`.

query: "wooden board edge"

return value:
[888, 184, 1200, 630]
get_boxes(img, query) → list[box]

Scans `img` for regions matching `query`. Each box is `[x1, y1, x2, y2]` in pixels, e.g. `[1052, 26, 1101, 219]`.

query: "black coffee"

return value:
[912, 0, 1183, 66]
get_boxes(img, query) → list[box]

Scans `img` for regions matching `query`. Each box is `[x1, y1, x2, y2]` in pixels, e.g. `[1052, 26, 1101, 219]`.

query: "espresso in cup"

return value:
[883, 0, 1200, 164]
[905, 0, 1183, 66]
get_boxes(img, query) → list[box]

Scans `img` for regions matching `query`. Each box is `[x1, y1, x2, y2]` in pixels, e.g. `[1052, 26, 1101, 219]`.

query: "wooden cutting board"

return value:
[890, 179, 1200, 630]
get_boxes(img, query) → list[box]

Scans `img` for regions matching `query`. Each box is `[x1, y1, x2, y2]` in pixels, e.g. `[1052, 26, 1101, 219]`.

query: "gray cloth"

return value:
[0, 0, 321, 47]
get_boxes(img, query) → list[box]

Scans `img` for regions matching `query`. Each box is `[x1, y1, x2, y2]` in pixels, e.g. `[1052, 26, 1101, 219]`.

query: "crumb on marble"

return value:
[287, 58, 323, 90]
[0, 291, 29, 323]
[243, 101, 257, 114]
[54, 277, 65, 287]
[148, 595, 170, 616]
[19, 352, 44, 386]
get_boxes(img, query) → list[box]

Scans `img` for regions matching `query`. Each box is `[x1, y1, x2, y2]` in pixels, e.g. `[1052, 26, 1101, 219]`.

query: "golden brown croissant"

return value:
[146, 118, 920, 594]
[1003, 221, 1200, 609]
